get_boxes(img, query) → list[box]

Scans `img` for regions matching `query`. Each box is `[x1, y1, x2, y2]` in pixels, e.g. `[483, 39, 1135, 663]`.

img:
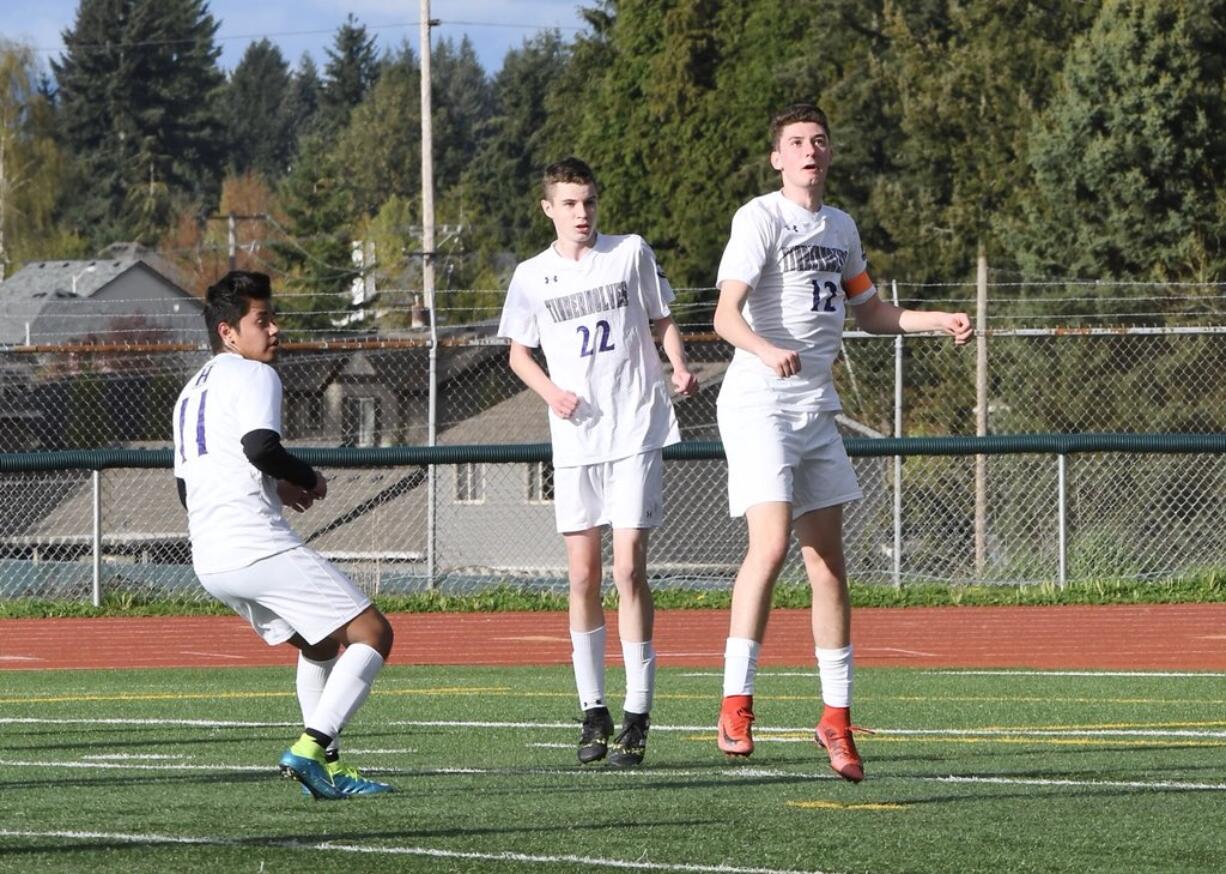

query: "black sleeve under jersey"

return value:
[240, 429, 318, 490]
[176, 477, 187, 510]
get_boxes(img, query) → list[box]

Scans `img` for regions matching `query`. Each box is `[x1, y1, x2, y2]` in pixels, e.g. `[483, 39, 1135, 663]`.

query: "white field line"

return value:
[0, 759, 268, 772]
[681, 669, 1226, 679]
[343, 748, 417, 754]
[0, 717, 297, 728]
[4, 756, 1226, 793]
[0, 829, 838, 874]
[6, 715, 1226, 739]
[933, 670, 1226, 678]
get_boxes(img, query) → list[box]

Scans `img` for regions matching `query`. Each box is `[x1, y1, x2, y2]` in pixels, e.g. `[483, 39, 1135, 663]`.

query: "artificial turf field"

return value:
[2, 664, 1224, 873]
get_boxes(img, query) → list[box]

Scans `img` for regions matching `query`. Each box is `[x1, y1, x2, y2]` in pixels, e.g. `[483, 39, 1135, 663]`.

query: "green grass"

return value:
[4, 571, 1226, 618]
[3, 664, 1225, 872]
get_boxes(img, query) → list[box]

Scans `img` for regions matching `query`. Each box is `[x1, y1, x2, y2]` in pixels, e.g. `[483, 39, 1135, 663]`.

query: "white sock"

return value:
[296, 652, 339, 756]
[305, 643, 384, 739]
[816, 645, 854, 708]
[621, 639, 656, 714]
[722, 637, 760, 697]
[571, 626, 607, 711]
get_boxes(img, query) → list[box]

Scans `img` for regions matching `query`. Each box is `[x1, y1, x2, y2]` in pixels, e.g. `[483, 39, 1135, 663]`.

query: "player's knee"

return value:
[569, 568, 601, 595]
[748, 538, 789, 575]
[611, 558, 646, 591]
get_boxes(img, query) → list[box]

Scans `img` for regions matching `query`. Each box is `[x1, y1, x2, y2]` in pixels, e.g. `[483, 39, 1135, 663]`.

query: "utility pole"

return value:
[0, 125, 8, 281]
[421, 0, 440, 589]
[420, 0, 436, 324]
[206, 214, 266, 270]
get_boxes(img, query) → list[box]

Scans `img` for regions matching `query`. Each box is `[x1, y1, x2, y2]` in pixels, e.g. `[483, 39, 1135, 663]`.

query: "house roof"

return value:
[0, 257, 202, 347]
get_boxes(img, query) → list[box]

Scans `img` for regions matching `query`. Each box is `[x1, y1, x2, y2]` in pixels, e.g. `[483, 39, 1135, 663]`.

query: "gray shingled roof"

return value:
[0, 258, 201, 347]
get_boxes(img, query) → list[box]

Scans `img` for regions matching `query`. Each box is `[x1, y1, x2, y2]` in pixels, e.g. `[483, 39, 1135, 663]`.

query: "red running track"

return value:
[2, 604, 1224, 671]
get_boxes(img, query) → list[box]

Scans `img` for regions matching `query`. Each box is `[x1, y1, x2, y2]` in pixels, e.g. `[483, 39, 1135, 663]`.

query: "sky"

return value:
[2, 0, 589, 77]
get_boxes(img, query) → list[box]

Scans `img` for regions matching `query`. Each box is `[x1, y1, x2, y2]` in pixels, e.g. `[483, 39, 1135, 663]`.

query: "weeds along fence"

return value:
[2, 434, 1225, 607]
[1, 278, 1225, 605]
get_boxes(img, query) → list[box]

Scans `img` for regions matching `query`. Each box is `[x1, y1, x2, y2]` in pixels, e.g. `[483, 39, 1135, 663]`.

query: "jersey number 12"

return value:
[810, 279, 839, 313]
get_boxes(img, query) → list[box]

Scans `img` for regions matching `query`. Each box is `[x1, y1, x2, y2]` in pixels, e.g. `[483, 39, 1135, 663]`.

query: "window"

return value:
[455, 462, 486, 503]
[341, 396, 380, 447]
[285, 394, 323, 437]
[527, 461, 554, 503]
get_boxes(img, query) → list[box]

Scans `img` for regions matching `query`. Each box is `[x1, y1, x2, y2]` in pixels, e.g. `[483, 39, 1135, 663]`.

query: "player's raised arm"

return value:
[851, 292, 973, 346]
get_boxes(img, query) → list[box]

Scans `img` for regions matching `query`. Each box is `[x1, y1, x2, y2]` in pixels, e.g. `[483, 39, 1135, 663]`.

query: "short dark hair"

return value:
[542, 157, 598, 199]
[204, 271, 272, 353]
[770, 103, 830, 149]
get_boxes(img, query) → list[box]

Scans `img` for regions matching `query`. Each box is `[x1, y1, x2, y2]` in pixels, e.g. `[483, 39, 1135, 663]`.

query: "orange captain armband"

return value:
[844, 271, 876, 304]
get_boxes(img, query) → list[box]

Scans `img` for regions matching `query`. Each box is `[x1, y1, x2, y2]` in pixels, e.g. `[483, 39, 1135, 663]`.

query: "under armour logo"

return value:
[544, 275, 559, 284]
[789, 224, 801, 232]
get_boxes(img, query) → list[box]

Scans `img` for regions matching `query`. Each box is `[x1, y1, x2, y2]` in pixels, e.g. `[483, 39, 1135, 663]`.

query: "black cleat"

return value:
[608, 711, 650, 767]
[578, 706, 614, 764]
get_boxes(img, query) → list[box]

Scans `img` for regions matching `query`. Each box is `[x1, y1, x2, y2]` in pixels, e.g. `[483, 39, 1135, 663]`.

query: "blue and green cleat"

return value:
[321, 762, 396, 796]
[279, 736, 348, 801]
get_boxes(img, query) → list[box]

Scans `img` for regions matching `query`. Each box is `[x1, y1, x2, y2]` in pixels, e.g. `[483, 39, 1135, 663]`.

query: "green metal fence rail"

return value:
[4, 433, 1225, 472]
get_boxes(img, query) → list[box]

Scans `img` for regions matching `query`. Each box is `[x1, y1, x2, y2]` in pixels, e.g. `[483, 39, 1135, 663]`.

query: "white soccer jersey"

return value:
[498, 233, 681, 467]
[716, 191, 876, 411]
[172, 352, 303, 574]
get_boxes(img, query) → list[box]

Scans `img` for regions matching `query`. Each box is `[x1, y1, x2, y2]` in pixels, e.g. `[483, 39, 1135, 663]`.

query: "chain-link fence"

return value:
[1, 279, 1225, 604]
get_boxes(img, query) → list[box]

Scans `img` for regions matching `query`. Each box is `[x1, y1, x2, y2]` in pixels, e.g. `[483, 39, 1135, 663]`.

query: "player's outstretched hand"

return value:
[277, 480, 315, 513]
[760, 346, 801, 379]
[549, 389, 582, 419]
[672, 367, 699, 397]
[943, 312, 973, 346]
[309, 471, 328, 501]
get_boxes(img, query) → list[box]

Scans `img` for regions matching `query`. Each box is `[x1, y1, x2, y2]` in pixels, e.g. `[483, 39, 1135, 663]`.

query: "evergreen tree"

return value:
[329, 43, 420, 217]
[874, 0, 1097, 284]
[270, 134, 357, 332]
[225, 39, 294, 180]
[430, 37, 493, 193]
[282, 53, 322, 155]
[1006, 0, 1226, 283]
[320, 14, 380, 136]
[52, 0, 225, 245]
[462, 30, 569, 274]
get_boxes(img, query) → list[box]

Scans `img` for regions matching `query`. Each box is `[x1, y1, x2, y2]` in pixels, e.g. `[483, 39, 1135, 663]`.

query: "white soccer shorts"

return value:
[718, 407, 862, 518]
[552, 448, 665, 533]
[197, 546, 372, 646]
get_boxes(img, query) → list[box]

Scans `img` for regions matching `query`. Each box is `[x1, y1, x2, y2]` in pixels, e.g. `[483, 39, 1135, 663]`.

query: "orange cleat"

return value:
[814, 715, 866, 783]
[717, 694, 756, 757]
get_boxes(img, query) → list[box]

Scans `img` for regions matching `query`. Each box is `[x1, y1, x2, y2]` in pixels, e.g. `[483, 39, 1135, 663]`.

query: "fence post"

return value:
[92, 469, 102, 607]
[892, 279, 903, 589]
[974, 248, 988, 579]
[1057, 453, 1068, 589]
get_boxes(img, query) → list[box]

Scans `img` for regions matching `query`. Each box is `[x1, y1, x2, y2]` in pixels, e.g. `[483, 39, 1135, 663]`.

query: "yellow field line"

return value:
[787, 800, 907, 811]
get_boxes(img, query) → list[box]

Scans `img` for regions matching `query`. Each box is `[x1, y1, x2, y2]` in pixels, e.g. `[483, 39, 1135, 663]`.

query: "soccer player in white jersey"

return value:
[499, 158, 699, 766]
[713, 105, 971, 781]
[173, 270, 396, 800]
